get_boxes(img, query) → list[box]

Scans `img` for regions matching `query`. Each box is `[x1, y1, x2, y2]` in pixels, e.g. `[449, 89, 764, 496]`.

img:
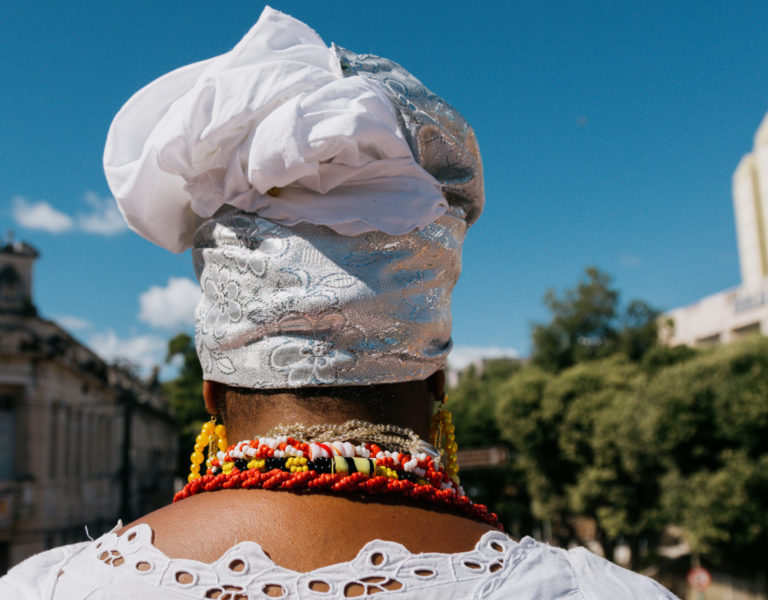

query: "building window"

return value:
[86, 413, 95, 477]
[0, 394, 17, 481]
[731, 322, 761, 339]
[0, 265, 21, 303]
[695, 333, 721, 346]
[73, 410, 82, 478]
[48, 404, 58, 480]
[64, 408, 74, 477]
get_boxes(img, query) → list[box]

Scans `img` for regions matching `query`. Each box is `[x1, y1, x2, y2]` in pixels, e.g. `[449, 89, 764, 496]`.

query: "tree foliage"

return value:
[450, 267, 768, 572]
[638, 336, 768, 570]
[531, 267, 659, 371]
[447, 358, 519, 447]
[490, 337, 768, 570]
[163, 333, 208, 476]
[446, 359, 528, 530]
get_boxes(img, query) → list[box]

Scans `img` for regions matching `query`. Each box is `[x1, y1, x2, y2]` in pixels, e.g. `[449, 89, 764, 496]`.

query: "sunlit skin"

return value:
[121, 371, 498, 572]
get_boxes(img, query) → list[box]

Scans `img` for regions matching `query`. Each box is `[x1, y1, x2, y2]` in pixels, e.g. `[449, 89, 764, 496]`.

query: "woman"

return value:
[1, 8, 676, 598]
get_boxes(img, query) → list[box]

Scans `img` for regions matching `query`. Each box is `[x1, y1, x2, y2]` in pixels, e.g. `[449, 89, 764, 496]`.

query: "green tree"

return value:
[640, 343, 697, 374]
[446, 358, 525, 530]
[620, 300, 660, 362]
[531, 267, 660, 371]
[448, 358, 519, 447]
[495, 356, 659, 564]
[635, 336, 768, 571]
[492, 367, 555, 523]
[563, 360, 664, 566]
[163, 333, 209, 477]
[531, 267, 619, 371]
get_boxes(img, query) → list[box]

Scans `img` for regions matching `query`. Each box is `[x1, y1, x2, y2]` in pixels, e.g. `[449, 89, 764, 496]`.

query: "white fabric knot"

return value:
[104, 6, 445, 252]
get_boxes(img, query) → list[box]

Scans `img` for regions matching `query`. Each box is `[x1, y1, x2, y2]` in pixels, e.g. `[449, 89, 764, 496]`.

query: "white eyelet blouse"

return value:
[0, 523, 678, 599]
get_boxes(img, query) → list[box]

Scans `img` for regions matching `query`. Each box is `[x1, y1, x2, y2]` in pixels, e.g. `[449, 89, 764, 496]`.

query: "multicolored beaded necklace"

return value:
[175, 418, 502, 529]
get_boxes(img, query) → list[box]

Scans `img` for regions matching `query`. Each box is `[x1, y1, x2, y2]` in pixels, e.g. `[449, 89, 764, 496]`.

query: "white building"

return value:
[0, 238, 176, 572]
[666, 112, 768, 346]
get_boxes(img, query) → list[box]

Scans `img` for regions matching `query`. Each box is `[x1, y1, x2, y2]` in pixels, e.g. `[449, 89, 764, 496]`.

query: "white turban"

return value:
[104, 7, 484, 387]
[104, 7, 455, 252]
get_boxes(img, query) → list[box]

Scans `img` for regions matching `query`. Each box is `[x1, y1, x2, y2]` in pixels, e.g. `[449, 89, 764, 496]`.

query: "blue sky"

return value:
[3, 1, 768, 374]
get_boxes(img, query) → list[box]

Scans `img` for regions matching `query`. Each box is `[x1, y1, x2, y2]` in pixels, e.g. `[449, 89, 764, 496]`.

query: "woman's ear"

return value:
[427, 369, 446, 402]
[202, 380, 224, 415]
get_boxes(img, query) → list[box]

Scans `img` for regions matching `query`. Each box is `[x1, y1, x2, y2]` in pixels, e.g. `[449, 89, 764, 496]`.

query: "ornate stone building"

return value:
[0, 238, 176, 573]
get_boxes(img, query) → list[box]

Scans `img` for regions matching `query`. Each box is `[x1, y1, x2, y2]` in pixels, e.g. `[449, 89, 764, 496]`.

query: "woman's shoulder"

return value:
[568, 546, 679, 599]
[528, 540, 679, 600]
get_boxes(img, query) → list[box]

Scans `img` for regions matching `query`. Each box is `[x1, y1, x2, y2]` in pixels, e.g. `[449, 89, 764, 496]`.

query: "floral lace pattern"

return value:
[201, 267, 243, 339]
[270, 339, 355, 386]
[192, 210, 467, 389]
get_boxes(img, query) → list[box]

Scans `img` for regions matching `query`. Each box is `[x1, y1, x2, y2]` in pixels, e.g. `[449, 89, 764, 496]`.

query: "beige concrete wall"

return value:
[733, 156, 766, 288]
[733, 112, 768, 289]
[665, 279, 768, 347]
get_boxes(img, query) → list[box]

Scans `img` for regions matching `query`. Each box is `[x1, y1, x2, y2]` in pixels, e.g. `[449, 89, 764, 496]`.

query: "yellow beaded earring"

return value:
[188, 417, 229, 482]
[429, 394, 459, 485]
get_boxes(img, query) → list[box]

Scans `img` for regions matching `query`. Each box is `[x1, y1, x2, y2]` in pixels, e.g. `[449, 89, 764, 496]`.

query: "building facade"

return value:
[0, 238, 176, 573]
[666, 112, 768, 346]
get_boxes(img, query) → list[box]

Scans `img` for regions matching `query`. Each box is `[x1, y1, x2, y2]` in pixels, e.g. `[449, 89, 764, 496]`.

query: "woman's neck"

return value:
[205, 377, 443, 443]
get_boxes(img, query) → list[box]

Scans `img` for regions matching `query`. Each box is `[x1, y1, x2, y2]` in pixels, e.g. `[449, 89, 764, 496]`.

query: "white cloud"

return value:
[11, 192, 127, 236]
[447, 345, 520, 371]
[138, 277, 199, 330]
[54, 315, 92, 331]
[88, 330, 167, 375]
[77, 192, 127, 235]
[12, 196, 73, 233]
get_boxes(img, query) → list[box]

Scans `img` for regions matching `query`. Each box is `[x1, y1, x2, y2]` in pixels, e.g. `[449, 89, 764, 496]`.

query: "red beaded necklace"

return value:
[175, 420, 502, 529]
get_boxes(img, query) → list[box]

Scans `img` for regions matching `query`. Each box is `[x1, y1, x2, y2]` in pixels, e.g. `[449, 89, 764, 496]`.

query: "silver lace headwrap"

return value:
[192, 43, 482, 388]
[333, 45, 484, 226]
[193, 206, 465, 387]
